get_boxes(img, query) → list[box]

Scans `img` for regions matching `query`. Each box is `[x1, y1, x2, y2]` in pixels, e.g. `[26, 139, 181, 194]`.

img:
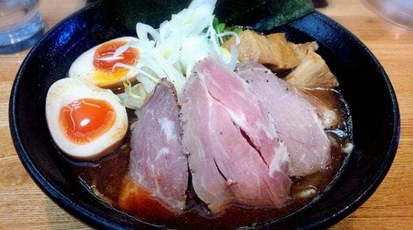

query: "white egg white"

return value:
[68, 36, 139, 88]
[45, 78, 128, 161]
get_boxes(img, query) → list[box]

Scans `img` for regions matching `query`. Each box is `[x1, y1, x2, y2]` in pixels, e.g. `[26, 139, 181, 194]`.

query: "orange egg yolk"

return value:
[93, 40, 139, 87]
[59, 98, 116, 144]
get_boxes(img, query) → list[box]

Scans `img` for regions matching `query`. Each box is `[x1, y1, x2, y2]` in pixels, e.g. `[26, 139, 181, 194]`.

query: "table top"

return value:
[1, 0, 413, 229]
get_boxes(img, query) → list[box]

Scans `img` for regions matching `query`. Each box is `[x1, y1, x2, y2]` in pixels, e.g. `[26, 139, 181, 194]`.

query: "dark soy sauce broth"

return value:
[70, 87, 352, 229]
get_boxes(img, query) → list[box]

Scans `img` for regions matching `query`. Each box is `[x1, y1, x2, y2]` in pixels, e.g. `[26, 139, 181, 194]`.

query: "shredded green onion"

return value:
[115, 0, 242, 110]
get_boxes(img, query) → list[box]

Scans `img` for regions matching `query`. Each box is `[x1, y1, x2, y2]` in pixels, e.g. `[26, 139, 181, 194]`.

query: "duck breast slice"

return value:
[180, 58, 291, 214]
[129, 79, 188, 213]
[235, 62, 331, 176]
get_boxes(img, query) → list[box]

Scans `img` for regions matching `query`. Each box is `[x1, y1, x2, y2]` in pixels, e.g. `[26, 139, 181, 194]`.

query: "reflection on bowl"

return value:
[9, 2, 399, 229]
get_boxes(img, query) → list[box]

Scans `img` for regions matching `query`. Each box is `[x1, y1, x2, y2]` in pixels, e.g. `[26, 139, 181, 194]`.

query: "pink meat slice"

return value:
[193, 58, 290, 173]
[235, 62, 331, 176]
[180, 58, 291, 214]
[129, 79, 188, 213]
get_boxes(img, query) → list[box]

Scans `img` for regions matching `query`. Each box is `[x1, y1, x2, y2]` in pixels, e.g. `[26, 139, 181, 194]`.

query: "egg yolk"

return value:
[59, 98, 116, 144]
[93, 40, 139, 87]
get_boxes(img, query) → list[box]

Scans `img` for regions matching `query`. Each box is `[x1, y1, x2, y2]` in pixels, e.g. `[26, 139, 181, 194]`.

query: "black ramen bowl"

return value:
[9, 1, 400, 229]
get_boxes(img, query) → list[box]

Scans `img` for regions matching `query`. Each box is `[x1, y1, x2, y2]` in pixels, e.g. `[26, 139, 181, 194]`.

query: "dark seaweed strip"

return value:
[99, 0, 314, 33]
[215, 0, 315, 31]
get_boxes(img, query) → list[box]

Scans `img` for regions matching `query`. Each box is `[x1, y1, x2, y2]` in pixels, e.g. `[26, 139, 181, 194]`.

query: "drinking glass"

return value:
[0, 0, 45, 53]
[361, 0, 413, 31]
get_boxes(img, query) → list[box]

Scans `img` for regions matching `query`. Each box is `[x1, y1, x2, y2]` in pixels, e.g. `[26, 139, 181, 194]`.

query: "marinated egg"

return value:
[68, 36, 139, 88]
[45, 78, 128, 160]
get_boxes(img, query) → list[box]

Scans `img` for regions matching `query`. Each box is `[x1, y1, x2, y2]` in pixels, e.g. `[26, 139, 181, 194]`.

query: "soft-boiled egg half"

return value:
[68, 36, 139, 88]
[46, 78, 128, 160]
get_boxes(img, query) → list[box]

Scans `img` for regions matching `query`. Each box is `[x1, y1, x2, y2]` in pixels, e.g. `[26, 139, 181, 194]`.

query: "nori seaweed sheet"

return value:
[215, 0, 314, 30]
[99, 0, 314, 33]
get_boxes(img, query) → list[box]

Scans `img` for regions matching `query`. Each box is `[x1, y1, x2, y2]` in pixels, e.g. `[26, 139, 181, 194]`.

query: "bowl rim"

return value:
[9, 2, 401, 229]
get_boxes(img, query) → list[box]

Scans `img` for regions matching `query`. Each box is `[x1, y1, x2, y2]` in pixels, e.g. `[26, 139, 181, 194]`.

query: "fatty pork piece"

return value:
[222, 30, 338, 89]
[180, 58, 291, 214]
[235, 62, 332, 176]
[284, 41, 339, 89]
[222, 30, 301, 73]
[128, 79, 188, 213]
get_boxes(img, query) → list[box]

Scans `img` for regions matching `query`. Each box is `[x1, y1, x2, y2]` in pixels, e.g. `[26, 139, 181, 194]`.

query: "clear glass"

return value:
[0, 0, 45, 53]
[361, 0, 413, 31]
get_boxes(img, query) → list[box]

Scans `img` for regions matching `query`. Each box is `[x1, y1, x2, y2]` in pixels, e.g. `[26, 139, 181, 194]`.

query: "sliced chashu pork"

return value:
[126, 59, 333, 214]
[235, 62, 331, 176]
[180, 58, 291, 214]
[223, 30, 338, 89]
[222, 30, 301, 72]
[284, 41, 339, 89]
[128, 79, 188, 213]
